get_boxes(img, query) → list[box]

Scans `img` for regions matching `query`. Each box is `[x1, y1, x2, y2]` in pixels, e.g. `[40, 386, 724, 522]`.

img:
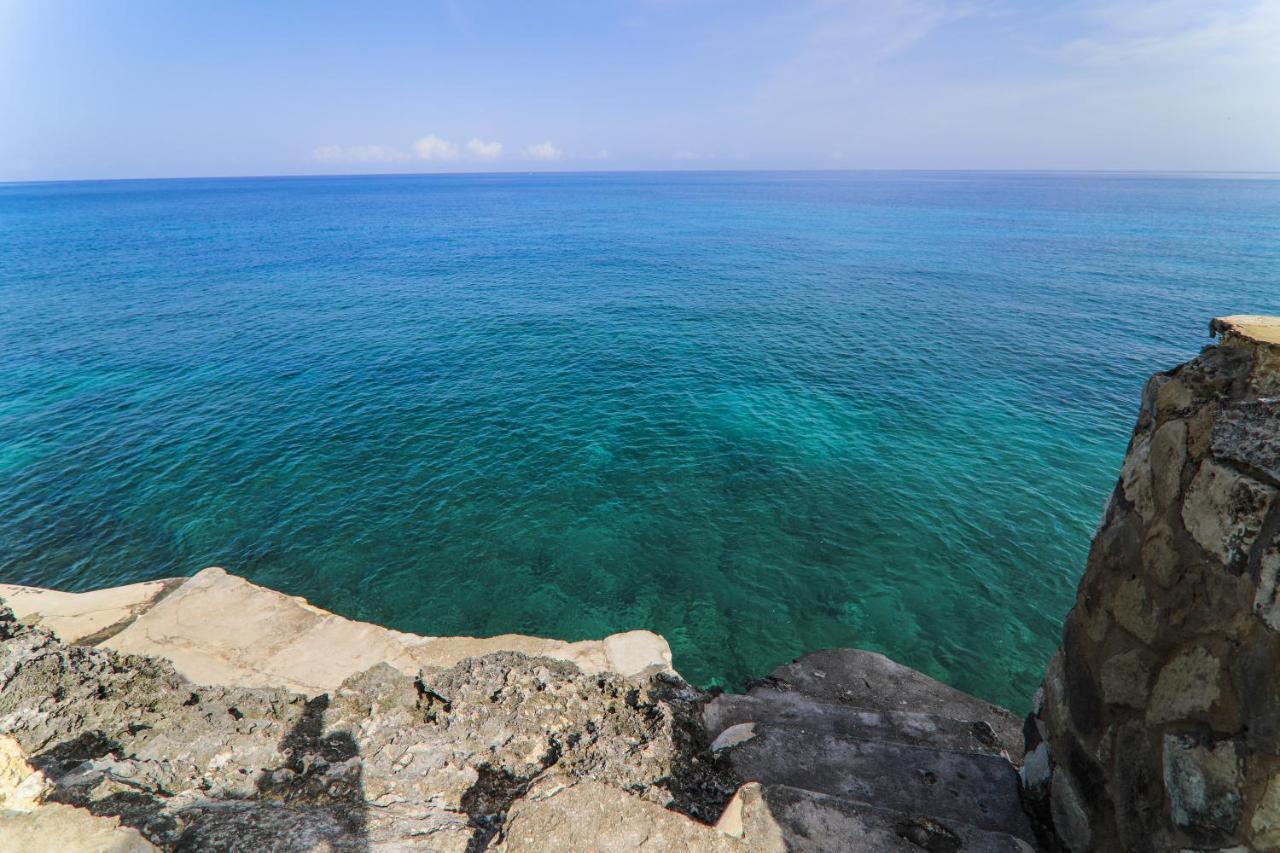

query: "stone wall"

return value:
[1025, 316, 1280, 851]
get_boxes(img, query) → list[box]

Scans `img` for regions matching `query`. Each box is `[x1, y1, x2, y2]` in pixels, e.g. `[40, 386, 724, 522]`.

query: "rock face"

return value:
[0, 603, 739, 851]
[704, 649, 1037, 851]
[1026, 315, 1280, 851]
[0, 567, 1040, 850]
[0, 734, 158, 852]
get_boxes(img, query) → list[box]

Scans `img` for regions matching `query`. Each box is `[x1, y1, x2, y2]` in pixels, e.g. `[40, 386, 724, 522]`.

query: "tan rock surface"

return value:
[0, 736, 156, 853]
[498, 779, 785, 852]
[0, 579, 176, 644]
[98, 567, 674, 693]
[1211, 315, 1280, 346]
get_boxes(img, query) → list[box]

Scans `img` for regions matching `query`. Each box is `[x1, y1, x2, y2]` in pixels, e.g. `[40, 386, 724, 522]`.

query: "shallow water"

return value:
[2, 171, 1278, 710]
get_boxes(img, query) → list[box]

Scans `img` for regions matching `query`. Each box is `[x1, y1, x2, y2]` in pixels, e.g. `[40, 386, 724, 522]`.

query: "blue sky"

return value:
[2, 0, 1278, 181]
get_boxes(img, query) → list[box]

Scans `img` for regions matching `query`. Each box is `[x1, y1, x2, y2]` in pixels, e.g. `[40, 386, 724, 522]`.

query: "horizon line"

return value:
[4, 166, 1280, 187]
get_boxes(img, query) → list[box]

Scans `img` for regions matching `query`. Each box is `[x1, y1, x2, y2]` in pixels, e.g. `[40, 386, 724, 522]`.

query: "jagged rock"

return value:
[0, 604, 735, 851]
[0, 735, 157, 852]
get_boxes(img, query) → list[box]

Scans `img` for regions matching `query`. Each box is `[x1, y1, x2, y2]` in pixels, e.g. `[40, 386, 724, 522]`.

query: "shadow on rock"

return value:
[175, 694, 370, 852]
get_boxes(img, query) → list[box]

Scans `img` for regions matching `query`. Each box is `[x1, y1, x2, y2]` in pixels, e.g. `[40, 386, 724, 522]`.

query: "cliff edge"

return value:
[11, 315, 1276, 851]
[1, 565, 1029, 850]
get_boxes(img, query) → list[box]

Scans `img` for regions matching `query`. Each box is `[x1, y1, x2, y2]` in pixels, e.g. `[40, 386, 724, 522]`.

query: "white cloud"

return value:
[672, 150, 697, 161]
[525, 140, 563, 161]
[466, 138, 503, 159]
[312, 144, 409, 164]
[414, 135, 460, 161]
[1064, 0, 1280, 67]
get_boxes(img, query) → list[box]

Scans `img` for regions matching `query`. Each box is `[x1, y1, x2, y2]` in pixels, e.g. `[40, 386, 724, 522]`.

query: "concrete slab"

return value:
[1212, 315, 1280, 346]
[0, 579, 178, 644]
[103, 567, 674, 694]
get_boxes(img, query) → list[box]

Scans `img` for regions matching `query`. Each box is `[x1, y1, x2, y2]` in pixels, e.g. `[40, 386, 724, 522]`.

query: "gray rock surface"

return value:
[0, 583, 1046, 851]
[0, 604, 736, 851]
[753, 648, 1024, 757]
[704, 648, 1036, 851]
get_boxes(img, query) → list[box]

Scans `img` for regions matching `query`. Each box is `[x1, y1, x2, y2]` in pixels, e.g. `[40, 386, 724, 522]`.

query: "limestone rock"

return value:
[1146, 646, 1222, 725]
[498, 779, 780, 852]
[100, 567, 674, 693]
[0, 606, 734, 851]
[0, 805, 159, 853]
[0, 735, 157, 853]
[0, 735, 48, 811]
[1182, 461, 1274, 572]
[0, 579, 178, 644]
[1162, 735, 1243, 839]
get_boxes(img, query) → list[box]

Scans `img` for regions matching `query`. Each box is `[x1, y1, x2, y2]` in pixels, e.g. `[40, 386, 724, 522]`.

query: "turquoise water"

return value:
[2, 172, 1277, 711]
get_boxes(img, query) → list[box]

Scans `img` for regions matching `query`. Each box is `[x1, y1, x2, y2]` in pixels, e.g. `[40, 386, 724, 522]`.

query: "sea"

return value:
[2, 170, 1277, 711]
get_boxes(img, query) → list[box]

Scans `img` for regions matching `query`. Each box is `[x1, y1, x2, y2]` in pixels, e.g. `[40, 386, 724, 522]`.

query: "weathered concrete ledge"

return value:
[2, 567, 674, 695]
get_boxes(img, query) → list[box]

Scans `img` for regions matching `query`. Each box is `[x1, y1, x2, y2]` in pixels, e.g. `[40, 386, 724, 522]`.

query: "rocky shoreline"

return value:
[0, 564, 1030, 851]
[3, 315, 1279, 852]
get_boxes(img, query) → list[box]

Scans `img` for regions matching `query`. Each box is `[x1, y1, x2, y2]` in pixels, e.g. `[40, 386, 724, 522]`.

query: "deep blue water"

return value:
[2, 171, 1277, 711]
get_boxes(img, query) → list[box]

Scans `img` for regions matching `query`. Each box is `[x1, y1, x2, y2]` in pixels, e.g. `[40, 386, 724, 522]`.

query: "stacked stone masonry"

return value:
[1025, 315, 1280, 851]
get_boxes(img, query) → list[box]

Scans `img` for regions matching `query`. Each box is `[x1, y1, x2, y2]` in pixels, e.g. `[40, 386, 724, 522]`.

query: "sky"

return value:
[1, 0, 1278, 181]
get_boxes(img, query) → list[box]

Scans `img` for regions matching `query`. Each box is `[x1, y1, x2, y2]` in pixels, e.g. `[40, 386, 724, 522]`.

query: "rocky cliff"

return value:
[1, 565, 1030, 850]
[1026, 315, 1280, 851]
[7, 314, 1279, 852]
